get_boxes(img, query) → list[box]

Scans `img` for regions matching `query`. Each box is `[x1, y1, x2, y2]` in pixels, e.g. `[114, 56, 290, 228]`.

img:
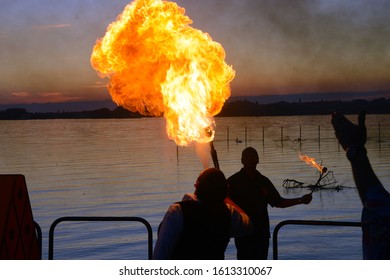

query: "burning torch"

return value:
[299, 153, 328, 193]
[206, 128, 220, 169]
[314, 166, 328, 186]
[312, 166, 328, 193]
[209, 140, 220, 169]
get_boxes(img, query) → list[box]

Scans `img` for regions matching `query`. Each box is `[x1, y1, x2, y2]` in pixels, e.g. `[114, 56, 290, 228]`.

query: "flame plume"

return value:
[91, 0, 235, 146]
[299, 153, 325, 173]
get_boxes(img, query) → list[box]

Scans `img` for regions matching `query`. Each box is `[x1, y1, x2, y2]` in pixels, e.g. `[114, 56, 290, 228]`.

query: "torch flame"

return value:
[299, 153, 325, 173]
[90, 0, 235, 146]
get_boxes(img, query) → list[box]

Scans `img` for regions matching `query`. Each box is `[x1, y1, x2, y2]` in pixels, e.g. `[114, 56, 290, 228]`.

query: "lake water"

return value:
[1, 115, 389, 260]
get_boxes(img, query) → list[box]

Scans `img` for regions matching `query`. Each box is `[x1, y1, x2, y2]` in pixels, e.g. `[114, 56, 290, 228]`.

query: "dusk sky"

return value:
[1, 0, 390, 105]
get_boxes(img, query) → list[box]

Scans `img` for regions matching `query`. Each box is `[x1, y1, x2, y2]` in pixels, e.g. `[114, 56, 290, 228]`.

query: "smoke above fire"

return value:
[90, 0, 235, 146]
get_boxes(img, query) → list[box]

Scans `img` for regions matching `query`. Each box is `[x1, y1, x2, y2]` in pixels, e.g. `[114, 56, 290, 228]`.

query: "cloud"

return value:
[84, 82, 108, 89]
[32, 23, 72, 30]
[11, 91, 32, 98]
[37, 91, 81, 102]
[2, 91, 82, 104]
[1, 0, 390, 104]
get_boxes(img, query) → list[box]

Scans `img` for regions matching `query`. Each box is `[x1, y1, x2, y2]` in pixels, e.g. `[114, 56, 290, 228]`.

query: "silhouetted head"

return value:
[241, 147, 259, 170]
[194, 168, 228, 204]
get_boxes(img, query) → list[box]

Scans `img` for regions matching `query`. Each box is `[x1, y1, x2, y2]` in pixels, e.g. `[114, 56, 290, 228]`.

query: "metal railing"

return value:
[48, 216, 153, 260]
[272, 219, 362, 260]
[34, 221, 42, 259]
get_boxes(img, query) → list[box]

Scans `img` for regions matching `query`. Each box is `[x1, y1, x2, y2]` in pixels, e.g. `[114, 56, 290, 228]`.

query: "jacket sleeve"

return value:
[153, 203, 183, 259]
[227, 204, 253, 237]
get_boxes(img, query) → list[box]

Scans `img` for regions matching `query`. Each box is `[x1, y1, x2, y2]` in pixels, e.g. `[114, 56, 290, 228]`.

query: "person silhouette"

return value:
[153, 167, 252, 259]
[227, 147, 312, 259]
[331, 111, 390, 259]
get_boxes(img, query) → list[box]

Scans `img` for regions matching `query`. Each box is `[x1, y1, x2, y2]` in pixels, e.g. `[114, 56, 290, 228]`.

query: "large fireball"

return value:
[91, 0, 235, 146]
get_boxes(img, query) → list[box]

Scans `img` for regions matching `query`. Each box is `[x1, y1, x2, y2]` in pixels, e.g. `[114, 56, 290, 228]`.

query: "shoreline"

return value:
[1, 98, 390, 120]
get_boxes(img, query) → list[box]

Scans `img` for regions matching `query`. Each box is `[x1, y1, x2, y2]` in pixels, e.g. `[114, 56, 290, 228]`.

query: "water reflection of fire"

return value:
[90, 0, 235, 147]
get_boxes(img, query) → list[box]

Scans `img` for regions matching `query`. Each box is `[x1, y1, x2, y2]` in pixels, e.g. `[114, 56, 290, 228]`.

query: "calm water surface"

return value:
[1, 115, 389, 260]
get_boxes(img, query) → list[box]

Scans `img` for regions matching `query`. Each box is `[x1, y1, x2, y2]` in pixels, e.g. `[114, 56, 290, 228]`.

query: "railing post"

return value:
[34, 221, 42, 260]
[272, 220, 361, 260]
[48, 216, 153, 260]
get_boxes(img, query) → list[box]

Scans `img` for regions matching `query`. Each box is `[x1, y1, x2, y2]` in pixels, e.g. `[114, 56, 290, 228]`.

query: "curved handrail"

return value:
[34, 221, 42, 259]
[48, 216, 153, 260]
[272, 219, 361, 260]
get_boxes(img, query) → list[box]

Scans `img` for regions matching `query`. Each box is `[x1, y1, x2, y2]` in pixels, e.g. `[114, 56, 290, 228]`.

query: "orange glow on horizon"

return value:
[90, 0, 235, 146]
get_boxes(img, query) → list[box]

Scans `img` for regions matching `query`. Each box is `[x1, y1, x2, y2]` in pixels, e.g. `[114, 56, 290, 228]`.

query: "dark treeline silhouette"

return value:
[0, 107, 142, 120]
[218, 98, 390, 116]
[1, 98, 389, 120]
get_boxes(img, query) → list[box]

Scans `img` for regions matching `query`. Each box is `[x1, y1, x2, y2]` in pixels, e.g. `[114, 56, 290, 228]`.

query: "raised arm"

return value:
[331, 111, 383, 203]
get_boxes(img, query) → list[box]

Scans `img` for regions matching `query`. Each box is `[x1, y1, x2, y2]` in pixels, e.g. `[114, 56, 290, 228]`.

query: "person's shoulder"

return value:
[257, 171, 270, 181]
[256, 172, 275, 186]
[227, 169, 244, 181]
[168, 202, 182, 211]
[182, 193, 198, 201]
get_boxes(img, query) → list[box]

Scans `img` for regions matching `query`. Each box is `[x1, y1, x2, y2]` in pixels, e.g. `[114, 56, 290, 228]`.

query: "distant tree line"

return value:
[218, 98, 390, 116]
[0, 107, 142, 120]
[0, 98, 389, 120]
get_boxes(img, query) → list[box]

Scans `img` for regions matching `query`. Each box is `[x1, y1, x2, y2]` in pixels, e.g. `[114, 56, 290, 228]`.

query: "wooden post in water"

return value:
[176, 145, 179, 165]
[318, 125, 321, 143]
[299, 125, 302, 141]
[281, 126, 283, 142]
[245, 126, 248, 145]
[227, 126, 230, 145]
[299, 125, 302, 148]
[262, 126, 265, 145]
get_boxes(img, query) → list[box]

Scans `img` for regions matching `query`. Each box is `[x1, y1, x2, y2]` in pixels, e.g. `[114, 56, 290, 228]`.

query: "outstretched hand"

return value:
[301, 193, 312, 204]
[331, 111, 367, 151]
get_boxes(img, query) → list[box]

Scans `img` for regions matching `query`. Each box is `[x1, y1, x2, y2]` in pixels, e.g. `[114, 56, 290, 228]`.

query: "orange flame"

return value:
[299, 153, 325, 173]
[90, 0, 235, 146]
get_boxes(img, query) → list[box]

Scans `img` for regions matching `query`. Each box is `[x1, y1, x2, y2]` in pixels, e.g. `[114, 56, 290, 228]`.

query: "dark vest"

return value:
[172, 200, 231, 260]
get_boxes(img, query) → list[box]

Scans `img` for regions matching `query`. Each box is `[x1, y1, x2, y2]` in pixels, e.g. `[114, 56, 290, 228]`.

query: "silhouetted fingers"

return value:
[358, 111, 367, 144]
[331, 112, 348, 131]
[331, 112, 352, 150]
[358, 111, 366, 128]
